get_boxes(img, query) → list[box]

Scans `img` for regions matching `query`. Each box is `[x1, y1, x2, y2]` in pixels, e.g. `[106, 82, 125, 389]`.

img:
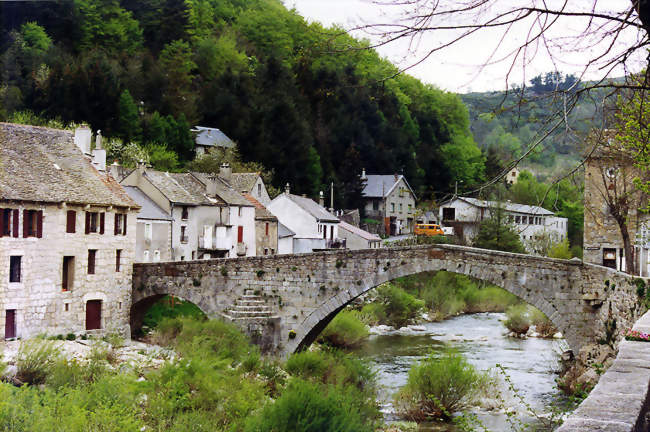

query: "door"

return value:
[85, 300, 102, 330]
[5, 310, 15, 339]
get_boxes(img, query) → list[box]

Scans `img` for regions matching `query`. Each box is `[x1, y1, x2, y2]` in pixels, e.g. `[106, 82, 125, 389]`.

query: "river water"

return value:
[353, 313, 569, 431]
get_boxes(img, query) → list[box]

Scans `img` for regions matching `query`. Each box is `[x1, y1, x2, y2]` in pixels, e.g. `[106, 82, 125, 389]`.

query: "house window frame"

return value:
[87, 249, 97, 275]
[9, 256, 21, 283]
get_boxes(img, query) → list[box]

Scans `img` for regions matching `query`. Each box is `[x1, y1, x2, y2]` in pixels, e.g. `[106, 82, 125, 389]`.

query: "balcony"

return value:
[199, 235, 230, 251]
[325, 238, 346, 249]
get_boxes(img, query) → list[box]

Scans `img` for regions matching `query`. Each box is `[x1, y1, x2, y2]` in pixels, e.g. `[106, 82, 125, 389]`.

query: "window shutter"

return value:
[99, 212, 105, 234]
[66, 210, 76, 233]
[23, 210, 28, 238]
[123, 214, 127, 235]
[85, 212, 90, 234]
[36, 210, 43, 238]
[0, 209, 4, 238]
[12, 209, 19, 237]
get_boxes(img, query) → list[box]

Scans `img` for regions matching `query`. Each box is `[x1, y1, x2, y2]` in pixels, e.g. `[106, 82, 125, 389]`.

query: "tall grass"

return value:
[15, 340, 62, 385]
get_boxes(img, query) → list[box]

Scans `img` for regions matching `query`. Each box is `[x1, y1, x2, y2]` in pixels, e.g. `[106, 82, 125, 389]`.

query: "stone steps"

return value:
[224, 290, 276, 321]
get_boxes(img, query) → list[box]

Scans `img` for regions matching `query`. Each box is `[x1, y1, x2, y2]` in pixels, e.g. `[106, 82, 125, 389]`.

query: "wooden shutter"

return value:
[36, 210, 43, 238]
[85, 212, 90, 234]
[237, 226, 243, 243]
[99, 212, 105, 234]
[12, 210, 18, 237]
[123, 214, 127, 235]
[22, 210, 28, 238]
[66, 210, 76, 233]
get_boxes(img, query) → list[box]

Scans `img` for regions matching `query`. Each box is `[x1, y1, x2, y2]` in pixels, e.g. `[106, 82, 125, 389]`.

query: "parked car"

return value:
[414, 223, 444, 236]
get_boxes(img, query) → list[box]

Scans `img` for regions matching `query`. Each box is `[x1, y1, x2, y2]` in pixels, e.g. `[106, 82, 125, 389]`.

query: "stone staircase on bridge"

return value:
[222, 289, 276, 320]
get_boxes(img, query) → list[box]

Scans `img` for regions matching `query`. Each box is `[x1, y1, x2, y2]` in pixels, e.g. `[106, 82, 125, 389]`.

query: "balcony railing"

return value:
[325, 238, 346, 249]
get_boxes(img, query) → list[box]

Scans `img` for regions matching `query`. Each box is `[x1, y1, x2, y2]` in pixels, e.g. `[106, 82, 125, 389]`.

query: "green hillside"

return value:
[0, 0, 485, 206]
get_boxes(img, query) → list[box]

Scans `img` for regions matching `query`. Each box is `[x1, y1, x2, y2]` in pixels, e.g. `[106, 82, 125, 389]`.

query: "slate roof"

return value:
[144, 171, 208, 205]
[222, 172, 259, 193]
[278, 222, 295, 238]
[362, 174, 416, 199]
[286, 193, 339, 223]
[454, 197, 556, 216]
[242, 193, 277, 220]
[189, 172, 252, 207]
[338, 220, 381, 241]
[122, 186, 172, 221]
[0, 122, 138, 208]
[192, 126, 235, 148]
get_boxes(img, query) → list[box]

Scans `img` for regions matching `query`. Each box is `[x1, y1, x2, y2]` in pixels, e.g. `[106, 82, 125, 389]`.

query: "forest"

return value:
[0, 0, 485, 207]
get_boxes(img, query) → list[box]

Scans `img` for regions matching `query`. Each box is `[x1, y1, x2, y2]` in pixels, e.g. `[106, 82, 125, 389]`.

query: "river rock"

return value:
[408, 325, 426, 332]
[553, 332, 563, 338]
[369, 325, 394, 335]
[576, 368, 599, 387]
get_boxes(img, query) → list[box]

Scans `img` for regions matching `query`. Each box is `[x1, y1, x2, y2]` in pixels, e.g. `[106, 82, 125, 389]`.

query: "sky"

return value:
[285, 0, 646, 93]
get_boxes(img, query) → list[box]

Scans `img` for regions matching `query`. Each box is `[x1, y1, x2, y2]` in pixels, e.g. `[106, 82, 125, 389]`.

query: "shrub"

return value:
[15, 340, 62, 385]
[286, 349, 376, 392]
[394, 350, 487, 421]
[548, 239, 572, 259]
[374, 284, 424, 328]
[529, 307, 557, 338]
[359, 303, 387, 326]
[142, 295, 205, 331]
[244, 379, 377, 432]
[504, 304, 530, 335]
[320, 311, 369, 349]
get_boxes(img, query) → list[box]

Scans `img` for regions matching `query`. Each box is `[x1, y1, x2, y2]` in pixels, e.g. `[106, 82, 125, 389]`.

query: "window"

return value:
[391, 203, 395, 212]
[9, 256, 21, 282]
[399, 203, 403, 212]
[85, 212, 104, 234]
[271, 249, 275, 254]
[237, 226, 243, 243]
[408, 204, 412, 213]
[115, 249, 122, 272]
[180, 226, 188, 243]
[515, 215, 521, 224]
[238, 206, 242, 217]
[64, 303, 69, 312]
[88, 250, 96, 274]
[442, 208, 455, 221]
[181, 206, 189, 220]
[372, 200, 379, 211]
[191, 251, 196, 260]
[264, 248, 269, 255]
[62, 256, 74, 291]
[1, 208, 17, 237]
[143, 250, 150, 262]
[153, 250, 161, 262]
[66, 210, 76, 233]
[257, 183, 262, 196]
[603, 248, 616, 269]
[23, 209, 42, 238]
[265, 222, 269, 236]
[144, 223, 152, 241]
[114, 213, 127, 235]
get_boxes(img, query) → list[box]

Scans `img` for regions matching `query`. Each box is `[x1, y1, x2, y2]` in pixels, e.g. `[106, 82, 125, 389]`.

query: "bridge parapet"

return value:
[132, 244, 643, 357]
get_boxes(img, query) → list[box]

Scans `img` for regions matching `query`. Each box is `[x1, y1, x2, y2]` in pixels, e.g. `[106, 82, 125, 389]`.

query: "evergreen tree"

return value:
[473, 206, 526, 253]
[116, 89, 141, 144]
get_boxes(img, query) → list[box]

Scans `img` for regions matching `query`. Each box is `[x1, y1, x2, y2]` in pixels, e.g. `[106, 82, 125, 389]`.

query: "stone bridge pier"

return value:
[132, 244, 643, 357]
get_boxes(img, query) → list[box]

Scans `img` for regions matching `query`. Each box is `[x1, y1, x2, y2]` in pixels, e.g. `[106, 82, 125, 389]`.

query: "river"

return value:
[353, 313, 569, 431]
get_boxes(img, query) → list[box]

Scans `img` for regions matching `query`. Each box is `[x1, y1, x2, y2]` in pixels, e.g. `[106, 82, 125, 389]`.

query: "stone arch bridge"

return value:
[132, 244, 643, 356]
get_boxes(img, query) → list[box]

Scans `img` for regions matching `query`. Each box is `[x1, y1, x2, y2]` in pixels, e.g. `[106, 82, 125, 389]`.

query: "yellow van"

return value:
[414, 223, 444, 236]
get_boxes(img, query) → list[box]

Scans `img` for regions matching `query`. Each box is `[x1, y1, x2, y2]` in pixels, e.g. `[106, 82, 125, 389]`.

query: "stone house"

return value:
[0, 123, 139, 339]
[361, 170, 417, 235]
[583, 140, 650, 275]
[439, 196, 567, 252]
[242, 193, 278, 256]
[120, 168, 256, 260]
[267, 185, 342, 253]
[122, 186, 173, 263]
[338, 220, 382, 250]
[192, 126, 235, 157]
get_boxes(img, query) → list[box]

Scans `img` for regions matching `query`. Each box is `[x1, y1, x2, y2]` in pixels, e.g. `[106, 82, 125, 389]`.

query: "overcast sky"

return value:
[285, 0, 645, 93]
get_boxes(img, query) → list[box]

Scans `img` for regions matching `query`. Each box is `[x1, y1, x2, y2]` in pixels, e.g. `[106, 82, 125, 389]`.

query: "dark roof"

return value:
[189, 172, 252, 206]
[242, 193, 277, 220]
[192, 126, 235, 148]
[123, 186, 172, 221]
[362, 174, 416, 199]
[0, 123, 138, 208]
[222, 172, 259, 193]
[278, 222, 295, 238]
[286, 193, 339, 223]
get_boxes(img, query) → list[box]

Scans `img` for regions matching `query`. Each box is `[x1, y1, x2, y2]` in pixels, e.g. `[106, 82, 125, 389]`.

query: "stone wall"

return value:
[133, 244, 644, 356]
[254, 219, 278, 256]
[1, 203, 136, 338]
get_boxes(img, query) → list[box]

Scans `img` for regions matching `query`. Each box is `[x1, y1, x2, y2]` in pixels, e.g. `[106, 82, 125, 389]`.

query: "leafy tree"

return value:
[19, 22, 52, 58]
[159, 40, 197, 121]
[76, 0, 143, 54]
[116, 89, 141, 144]
[473, 206, 526, 253]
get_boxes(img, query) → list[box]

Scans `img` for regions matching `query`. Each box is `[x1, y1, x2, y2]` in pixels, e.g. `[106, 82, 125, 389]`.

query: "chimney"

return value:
[319, 191, 324, 207]
[361, 168, 366, 180]
[285, 183, 290, 195]
[394, 173, 399, 182]
[219, 162, 232, 182]
[137, 159, 146, 175]
[74, 125, 92, 155]
[92, 148, 106, 172]
[95, 130, 102, 150]
[206, 173, 218, 197]
[109, 161, 122, 180]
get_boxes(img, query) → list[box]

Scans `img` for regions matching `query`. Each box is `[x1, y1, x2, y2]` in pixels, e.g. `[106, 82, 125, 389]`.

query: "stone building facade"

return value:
[583, 140, 650, 275]
[123, 186, 173, 263]
[0, 123, 139, 339]
[361, 170, 417, 235]
[243, 193, 278, 256]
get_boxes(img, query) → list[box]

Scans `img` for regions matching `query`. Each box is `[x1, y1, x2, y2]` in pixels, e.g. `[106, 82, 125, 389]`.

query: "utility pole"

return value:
[330, 182, 334, 211]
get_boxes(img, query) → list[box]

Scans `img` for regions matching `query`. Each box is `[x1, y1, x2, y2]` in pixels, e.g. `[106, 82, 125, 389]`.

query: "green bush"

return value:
[529, 307, 557, 338]
[244, 379, 377, 432]
[548, 239, 572, 259]
[142, 295, 205, 330]
[394, 350, 487, 421]
[374, 284, 424, 328]
[15, 340, 62, 385]
[359, 303, 387, 326]
[286, 349, 376, 392]
[504, 304, 531, 335]
[320, 311, 369, 349]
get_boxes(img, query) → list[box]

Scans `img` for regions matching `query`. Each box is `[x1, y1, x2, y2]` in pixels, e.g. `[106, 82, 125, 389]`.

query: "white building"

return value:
[277, 223, 295, 255]
[338, 221, 382, 250]
[439, 197, 568, 252]
[0, 123, 139, 339]
[121, 168, 256, 260]
[267, 186, 342, 253]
